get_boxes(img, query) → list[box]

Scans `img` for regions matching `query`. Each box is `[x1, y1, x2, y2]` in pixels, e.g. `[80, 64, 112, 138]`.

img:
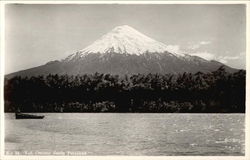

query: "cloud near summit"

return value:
[188, 41, 212, 50]
[190, 51, 244, 68]
[166, 40, 245, 69]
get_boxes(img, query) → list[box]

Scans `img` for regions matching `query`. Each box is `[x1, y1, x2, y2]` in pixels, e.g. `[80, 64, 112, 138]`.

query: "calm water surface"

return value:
[5, 113, 245, 156]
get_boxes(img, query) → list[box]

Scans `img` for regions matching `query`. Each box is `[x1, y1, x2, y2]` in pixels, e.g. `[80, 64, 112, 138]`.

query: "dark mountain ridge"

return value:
[5, 52, 237, 79]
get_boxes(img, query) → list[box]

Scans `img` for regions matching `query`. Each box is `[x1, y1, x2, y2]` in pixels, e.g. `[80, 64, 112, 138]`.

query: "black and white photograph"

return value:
[0, 1, 248, 159]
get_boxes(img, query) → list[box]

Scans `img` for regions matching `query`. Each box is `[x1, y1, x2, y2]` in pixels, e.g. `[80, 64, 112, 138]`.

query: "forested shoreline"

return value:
[4, 67, 245, 113]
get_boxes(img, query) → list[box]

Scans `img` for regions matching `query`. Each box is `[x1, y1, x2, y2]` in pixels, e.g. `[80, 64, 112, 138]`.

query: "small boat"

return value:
[15, 113, 44, 119]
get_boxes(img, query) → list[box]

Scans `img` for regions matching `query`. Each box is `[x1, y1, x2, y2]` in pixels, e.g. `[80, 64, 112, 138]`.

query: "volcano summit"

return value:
[66, 25, 182, 58]
[6, 25, 235, 77]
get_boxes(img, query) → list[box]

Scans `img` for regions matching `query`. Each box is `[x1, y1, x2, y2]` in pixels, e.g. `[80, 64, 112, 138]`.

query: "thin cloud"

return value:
[188, 44, 200, 50]
[216, 54, 244, 65]
[188, 41, 211, 50]
[200, 41, 211, 45]
[216, 58, 228, 64]
[190, 51, 242, 64]
[167, 44, 244, 68]
[190, 52, 215, 60]
[166, 45, 181, 53]
[222, 56, 240, 60]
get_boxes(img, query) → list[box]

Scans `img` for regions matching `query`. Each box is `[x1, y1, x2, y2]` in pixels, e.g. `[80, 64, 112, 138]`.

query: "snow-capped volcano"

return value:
[65, 25, 181, 61]
[81, 25, 173, 55]
[6, 25, 236, 78]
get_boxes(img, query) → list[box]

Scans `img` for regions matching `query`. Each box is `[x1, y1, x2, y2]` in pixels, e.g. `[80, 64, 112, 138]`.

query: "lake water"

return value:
[5, 113, 245, 156]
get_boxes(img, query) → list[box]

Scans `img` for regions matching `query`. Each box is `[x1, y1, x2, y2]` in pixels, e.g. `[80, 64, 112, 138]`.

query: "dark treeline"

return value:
[4, 67, 245, 113]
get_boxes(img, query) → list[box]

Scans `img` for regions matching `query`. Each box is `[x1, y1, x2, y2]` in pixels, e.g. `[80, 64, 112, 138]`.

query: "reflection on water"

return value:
[5, 113, 245, 156]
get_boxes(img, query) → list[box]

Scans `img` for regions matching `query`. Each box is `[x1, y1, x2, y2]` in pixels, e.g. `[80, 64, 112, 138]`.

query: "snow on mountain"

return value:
[65, 25, 183, 61]
[5, 25, 236, 78]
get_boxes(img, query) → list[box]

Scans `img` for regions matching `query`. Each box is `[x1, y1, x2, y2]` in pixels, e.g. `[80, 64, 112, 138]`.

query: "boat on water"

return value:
[15, 107, 45, 119]
[15, 113, 44, 119]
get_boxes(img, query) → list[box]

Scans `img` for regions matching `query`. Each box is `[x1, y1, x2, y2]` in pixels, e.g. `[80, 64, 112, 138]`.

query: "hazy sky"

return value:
[5, 4, 246, 74]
